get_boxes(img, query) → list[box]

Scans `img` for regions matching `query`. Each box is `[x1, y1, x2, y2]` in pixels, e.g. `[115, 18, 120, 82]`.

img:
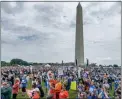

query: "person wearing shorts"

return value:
[22, 87, 26, 92]
[21, 75, 27, 96]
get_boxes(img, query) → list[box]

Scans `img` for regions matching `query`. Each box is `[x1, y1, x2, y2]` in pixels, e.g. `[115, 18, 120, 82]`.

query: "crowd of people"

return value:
[1, 65, 121, 99]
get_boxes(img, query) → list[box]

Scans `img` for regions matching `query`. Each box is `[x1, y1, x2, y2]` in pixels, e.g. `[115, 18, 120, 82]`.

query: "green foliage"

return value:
[10, 58, 29, 66]
[1, 58, 119, 67]
[1, 61, 10, 67]
[113, 64, 118, 67]
[1, 61, 7, 66]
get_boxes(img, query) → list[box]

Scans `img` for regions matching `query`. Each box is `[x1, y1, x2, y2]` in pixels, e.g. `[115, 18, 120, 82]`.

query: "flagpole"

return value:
[46, 77, 47, 96]
[62, 60, 63, 81]
[62, 60, 63, 70]
[76, 59, 79, 99]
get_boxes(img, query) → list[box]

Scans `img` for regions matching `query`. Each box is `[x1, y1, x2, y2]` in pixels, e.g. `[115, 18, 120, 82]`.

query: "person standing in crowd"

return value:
[31, 83, 40, 99]
[59, 84, 69, 99]
[108, 76, 113, 90]
[1, 82, 12, 99]
[48, 79, 56, 99]
[12, 78, 20, 99]
[7, 78, 12, 87]
[89, 81, 96, 92]
[78, 83, 84, 93]
[1, 65, 121, 99]
[36, 80, 45, 98]
[26, 74, 30, 82]
[115, 81, 121, 99]
[98, 85, 110, 99]
[21, 75, 28, 96]
[47, 74, 57, 98]
[66, 76, 72, 91]
[10, 74, 14, 86]
[32, 77, 37, 85]
[55, 78, 62, 99]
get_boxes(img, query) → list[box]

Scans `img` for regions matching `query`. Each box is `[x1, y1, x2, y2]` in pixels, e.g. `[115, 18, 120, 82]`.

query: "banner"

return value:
[70, 81, 76, 90]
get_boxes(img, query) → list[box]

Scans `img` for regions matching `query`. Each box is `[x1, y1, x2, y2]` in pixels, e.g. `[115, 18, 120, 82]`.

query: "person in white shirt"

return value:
[26, 75, 30, 82]
[32, 77, 36, 85]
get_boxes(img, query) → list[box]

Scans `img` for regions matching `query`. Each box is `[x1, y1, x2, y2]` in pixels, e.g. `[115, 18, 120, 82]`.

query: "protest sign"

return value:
[78, 67, 81, 78]
[58, 68, 63, 75]
[47, 71, 53, 80]
[89, 87, 94, 92]
[70, 81, 76, 90]
[30, 65, 32, 73]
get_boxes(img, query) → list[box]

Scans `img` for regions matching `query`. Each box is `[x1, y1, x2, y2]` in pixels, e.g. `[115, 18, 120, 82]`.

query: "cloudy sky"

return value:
[1, 2, 121, 65]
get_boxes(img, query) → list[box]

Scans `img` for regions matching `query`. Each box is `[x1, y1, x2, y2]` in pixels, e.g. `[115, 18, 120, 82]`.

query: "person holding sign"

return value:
[89, 81, 96, 93]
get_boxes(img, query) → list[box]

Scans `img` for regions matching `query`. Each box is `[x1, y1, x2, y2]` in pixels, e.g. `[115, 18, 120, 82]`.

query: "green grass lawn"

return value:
[16, 80, 114, 99]
[17, 79, 77, 99]
[108, 83, 115, 99]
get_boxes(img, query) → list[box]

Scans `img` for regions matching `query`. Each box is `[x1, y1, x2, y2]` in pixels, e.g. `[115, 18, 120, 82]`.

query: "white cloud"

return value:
[9, 2, 17, 8]
[1, 2, 121, 65]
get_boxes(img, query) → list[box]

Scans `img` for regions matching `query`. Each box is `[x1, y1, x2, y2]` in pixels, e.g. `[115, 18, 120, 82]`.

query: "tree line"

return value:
[1, 59, 32, 66]
[1, 58, 119, 67]
[1, 58, 75, 67]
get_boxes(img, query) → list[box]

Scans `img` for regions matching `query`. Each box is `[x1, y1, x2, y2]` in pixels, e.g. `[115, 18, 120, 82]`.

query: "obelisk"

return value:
[75, 2, 84, 66]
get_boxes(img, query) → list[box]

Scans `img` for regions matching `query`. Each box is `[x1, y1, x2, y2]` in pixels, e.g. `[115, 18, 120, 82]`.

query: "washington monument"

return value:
[75, 3, 84, 66]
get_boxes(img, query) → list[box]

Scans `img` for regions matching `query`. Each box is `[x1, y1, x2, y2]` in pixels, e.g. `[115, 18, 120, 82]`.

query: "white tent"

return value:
[45, 64, 51, 67]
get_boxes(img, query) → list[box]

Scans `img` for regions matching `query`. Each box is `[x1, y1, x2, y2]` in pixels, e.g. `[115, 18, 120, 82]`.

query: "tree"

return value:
[1, 61, 7, 66]
[33, 62, 39, 65]
[22, 61, 29, 66]
[10, 58, 29, 66]
[113, 64, 118, 67]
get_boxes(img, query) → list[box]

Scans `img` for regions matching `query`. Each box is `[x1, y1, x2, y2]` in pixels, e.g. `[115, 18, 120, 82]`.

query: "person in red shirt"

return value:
[59, 84, 69, 99]
[55, 78, 62, 99]
[48, 76, 57, 99]
[12, 78, 20, 99]
[48, 82, 56, 99]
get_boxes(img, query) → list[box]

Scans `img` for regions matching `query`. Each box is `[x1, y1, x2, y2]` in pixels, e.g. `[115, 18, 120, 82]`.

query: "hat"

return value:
[34, 88, 40, 92]
[15, 78, 20, 81]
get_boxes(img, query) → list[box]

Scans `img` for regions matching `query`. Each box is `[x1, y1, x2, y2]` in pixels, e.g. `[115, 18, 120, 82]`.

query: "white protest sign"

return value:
[30, 65, 32, 73]
[58, 68, 64, 75]
[63, 67, 67, 72]
[89, 87, 94, 92]
[73, 67, 77, 71]
[47, 71, 52, 80]
[78, 67, 81, 78]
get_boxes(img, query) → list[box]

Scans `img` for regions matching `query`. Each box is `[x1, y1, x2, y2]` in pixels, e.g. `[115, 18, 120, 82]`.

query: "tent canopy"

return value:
[45, 64, 51, 67]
